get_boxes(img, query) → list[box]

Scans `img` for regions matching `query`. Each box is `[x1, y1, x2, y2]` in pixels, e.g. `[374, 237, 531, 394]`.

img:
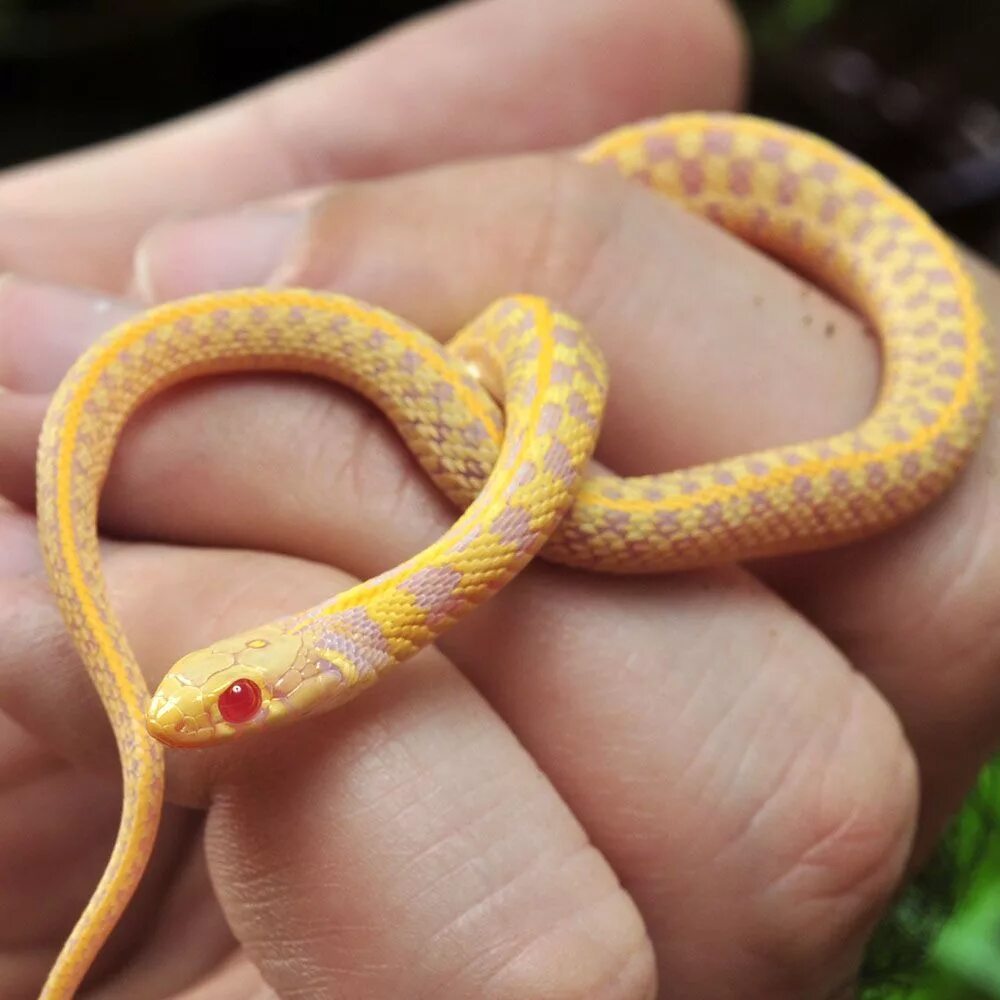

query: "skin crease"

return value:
[1, 3, 1000, 1000]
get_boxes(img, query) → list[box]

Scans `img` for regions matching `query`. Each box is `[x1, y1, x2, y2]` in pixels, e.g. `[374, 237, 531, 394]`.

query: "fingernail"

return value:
[134, 208, 307, 302]
[0, 275, 136, 393]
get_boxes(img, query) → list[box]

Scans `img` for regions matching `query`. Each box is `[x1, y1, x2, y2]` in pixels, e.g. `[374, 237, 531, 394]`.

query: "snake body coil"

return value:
[36, 114, 995, 997]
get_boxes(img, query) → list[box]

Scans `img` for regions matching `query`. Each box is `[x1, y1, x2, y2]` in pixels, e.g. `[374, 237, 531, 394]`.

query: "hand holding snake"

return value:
[1, 1, 1000, 1000]
[27, 109, 993, 997]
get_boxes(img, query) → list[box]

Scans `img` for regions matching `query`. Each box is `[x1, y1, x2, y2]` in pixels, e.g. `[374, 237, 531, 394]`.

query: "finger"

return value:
[0, 159, 918, 994]
[0, 0, 744, 292]
[0, 276, 134, 394]
[0, 542, 655, 1000]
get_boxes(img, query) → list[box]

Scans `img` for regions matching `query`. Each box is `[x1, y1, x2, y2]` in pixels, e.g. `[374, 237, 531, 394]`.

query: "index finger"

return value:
[0, 0, 744, 291]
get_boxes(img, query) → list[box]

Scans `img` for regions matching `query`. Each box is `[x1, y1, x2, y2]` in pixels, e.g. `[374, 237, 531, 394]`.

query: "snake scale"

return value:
[35, 113, 995, 997]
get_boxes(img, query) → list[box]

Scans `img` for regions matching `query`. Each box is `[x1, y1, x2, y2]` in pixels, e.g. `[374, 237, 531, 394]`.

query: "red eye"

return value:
[218, 679, 262, 724]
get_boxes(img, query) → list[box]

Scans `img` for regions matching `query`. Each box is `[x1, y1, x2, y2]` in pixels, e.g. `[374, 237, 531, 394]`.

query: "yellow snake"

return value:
[35, 113, 995, 997]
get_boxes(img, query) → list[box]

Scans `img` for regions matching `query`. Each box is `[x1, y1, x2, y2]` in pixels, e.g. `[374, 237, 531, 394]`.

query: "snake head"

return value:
[146, 623, 309, 747]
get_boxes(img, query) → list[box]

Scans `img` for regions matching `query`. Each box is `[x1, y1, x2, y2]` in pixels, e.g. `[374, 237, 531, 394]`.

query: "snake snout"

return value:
[146, 681, 211, 747]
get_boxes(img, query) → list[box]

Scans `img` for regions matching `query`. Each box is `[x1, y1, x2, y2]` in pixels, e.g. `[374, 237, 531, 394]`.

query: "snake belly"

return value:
[36, 112, 994, 998]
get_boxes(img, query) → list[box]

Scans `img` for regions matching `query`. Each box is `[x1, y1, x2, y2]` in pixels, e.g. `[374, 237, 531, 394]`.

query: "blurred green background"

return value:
[1, 0, 999, 260]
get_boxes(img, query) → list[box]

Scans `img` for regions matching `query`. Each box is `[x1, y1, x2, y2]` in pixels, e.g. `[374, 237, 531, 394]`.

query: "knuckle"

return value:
[750, 677, 918, 985]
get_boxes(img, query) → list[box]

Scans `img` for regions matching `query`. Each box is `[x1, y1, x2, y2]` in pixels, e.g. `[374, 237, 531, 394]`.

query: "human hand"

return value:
[3, 1, 999, 999]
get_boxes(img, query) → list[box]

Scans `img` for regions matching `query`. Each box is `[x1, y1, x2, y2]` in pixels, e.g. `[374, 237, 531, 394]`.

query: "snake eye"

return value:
[246, 639, 269, 649]
[218, 678, 262, 724]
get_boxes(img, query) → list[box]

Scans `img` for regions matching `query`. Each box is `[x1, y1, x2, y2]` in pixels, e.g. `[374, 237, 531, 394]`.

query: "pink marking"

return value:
[874, 239, 898, 261]
[853, 189, 877, 207]
[777, 173, 800, 206]
[749, 206, 770, 236]
[567, 392, 597, 428]
[643, 134, 677, 161]
[728, 159, 753, 197]
[543, 440, 575, 484]
[402, 565, 463, 609]
[604, 510, 630, 531]
[551, 362, 575, 385]
[462, 423, 490, 446]
[704, 129, 734, 154]
[759, 137, 789, 163]
[819, 194, 843, 223]
[554, 325, 581, 347]
[517, 338, 541, 362]
[852, 219, 874, 243]
[713, 470, 736, 486]
[937, 301, 961, 317]
[319, 608, 391, 677]
[926, 268, 954, 284]
[654, 511, 680, 535]
[490, 506, 535, 549]
[828, 470, 852, 495]
[699, 502, 725, 528]
[452, 525, 483, 553]
[811, 161, 839, 183]
[941, 332, 967, 349]
[577, 357, 601, 388]
[866, 462, 887, 488]
[508, 461, 534, 488]
[537, 402, 563, 434]
[933, 437, 960, 464]
[680, 160, 705, 197]
[938, 361, 963, 378]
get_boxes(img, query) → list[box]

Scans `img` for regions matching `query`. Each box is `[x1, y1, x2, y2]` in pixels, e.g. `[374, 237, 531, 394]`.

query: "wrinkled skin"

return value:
[3, 1, 1000, 998]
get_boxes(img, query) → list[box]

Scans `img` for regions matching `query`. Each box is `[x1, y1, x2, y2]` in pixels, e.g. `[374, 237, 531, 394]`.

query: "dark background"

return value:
[1, 0, 999, 260]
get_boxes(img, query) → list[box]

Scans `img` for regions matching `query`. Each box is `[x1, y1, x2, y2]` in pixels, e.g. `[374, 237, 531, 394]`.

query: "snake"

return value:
[34, 112, 994, 997]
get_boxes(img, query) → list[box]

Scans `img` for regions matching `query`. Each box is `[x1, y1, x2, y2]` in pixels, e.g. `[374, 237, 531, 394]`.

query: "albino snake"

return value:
[36, 113, 995, 996]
